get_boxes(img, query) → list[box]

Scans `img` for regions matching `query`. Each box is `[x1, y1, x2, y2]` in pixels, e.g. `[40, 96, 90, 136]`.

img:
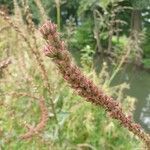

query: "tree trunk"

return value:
[131, 8, 143, 66]
[93, 10, 103, 56]
[131, 9, 142, 33]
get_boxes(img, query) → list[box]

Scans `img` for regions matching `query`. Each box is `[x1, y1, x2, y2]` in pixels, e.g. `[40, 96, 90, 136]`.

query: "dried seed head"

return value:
[40, 21, 150, 149]
[39, 21, 57, 38]
[43, 44, 56, 57]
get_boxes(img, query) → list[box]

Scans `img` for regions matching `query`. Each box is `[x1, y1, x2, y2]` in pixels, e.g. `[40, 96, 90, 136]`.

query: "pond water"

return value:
[71, 50, 150, 133]
[110, 65, 150, 133]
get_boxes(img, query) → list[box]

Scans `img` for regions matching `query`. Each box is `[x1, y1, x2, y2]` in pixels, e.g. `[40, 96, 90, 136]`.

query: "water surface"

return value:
[71, 50, 150, 133]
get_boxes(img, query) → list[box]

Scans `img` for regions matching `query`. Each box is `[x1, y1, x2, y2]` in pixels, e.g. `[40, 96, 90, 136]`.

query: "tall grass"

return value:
[0, 1, 149, 149]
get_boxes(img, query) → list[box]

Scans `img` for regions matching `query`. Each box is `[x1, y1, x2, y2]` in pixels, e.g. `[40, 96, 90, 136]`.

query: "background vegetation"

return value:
[0, 0, 150, 149]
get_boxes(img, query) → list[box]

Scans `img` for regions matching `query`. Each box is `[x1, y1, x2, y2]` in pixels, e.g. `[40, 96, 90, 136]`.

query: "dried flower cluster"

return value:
[0, 58, 11, 70]
[6, 92, 49, 139]
[20, 97, 48, 139]
[0, 11, 58, 124]
[20, 98, 49, 140]
[39, 21, 150, 149]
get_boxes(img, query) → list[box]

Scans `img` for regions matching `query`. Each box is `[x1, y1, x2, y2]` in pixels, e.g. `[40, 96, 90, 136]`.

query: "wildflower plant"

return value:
[40, 21, 150, 149]
[0, 1, 149, 148]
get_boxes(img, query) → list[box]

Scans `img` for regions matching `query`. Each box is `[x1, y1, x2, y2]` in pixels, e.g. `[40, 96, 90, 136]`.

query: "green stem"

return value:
[55, 0, 61, 31]
[106, 41, 131, 86]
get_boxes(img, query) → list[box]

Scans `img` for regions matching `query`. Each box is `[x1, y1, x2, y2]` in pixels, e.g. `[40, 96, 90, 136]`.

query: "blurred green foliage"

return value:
[0, 0, 150, 149]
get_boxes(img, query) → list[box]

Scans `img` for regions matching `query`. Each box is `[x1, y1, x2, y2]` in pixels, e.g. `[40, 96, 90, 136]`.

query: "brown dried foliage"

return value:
[8, 92, 49, 140]
[0, 10, 58, 123]
[20, 98, 49, 140]
[0, 57, 11, 70]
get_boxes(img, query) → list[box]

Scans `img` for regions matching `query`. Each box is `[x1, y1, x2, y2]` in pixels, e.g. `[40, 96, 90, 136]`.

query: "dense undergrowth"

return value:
[0, 0, 149, 149]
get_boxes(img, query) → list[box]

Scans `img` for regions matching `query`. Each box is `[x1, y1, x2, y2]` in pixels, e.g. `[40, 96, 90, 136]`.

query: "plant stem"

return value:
[55, 0, 61, 31]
